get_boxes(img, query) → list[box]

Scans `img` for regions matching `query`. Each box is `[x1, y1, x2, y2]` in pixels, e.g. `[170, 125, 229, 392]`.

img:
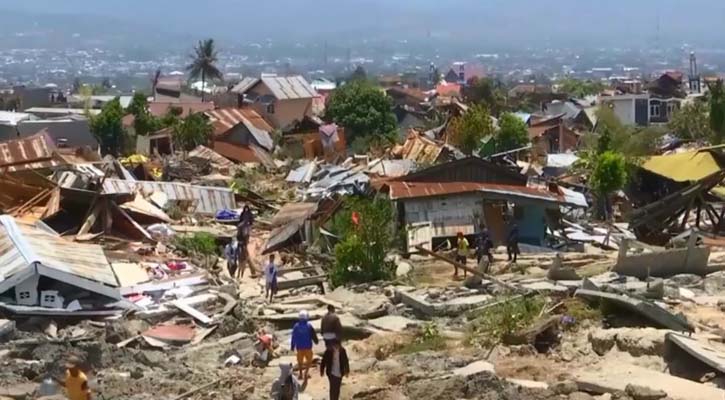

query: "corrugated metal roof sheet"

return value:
[102, 179, 235, 215]
[642, 150, 722, 182]
[212, 142, 275, 168]
[0, 132, 64, 172]
[386, 181, 567, 205]
[232, 76, 318, 100]
[0, 215, 118, 287]
[270, 202, 318, 227]
[205, 108, 274, 150]
[188, 145, 235, 169]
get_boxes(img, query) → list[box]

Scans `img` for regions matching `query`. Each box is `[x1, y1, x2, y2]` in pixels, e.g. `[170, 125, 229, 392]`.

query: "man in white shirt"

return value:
[264, 254, 278, 302]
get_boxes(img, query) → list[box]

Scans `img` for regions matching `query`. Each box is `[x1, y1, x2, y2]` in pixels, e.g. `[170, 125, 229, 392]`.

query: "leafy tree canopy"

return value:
[325, 80, 397, 144]
[496, 112, 530, 152]
[90, 97, 125, 156]
[172, 113, 213, 151]
[591, 150, 627, 196]
[669, 101, 711, 142]
[127, 92, 161, 136]
[558, 78, 605, 98]
[448, 104, 494, 155]
[464, 77, 507, 117]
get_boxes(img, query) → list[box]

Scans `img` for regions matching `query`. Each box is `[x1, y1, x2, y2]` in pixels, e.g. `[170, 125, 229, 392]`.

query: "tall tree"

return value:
[325, 80, 397, 143]
[709, 80, 725, 144]
[464, 77, 506, 116]
[90, 98, 125, 156]
[186, 39, 223, 102]
[558, 78, 605, 98]
[669, 101, 711, 141]
[173, 113, 213, 151]
[447, 104, 494, 155]
[497, 112, 530, 152]
[127, 93, 160, 136]
[590, 151, 627, 220]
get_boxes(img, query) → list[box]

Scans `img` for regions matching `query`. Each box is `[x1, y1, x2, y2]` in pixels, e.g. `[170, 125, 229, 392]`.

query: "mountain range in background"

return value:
[1, 0, 725, 51]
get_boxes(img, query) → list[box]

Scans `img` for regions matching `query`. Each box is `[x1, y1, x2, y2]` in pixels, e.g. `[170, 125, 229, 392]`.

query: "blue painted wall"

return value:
[513, 203, 548, 246]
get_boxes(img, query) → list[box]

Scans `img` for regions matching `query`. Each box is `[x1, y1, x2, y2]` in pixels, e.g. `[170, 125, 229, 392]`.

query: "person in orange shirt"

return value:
[60, 356, 91, 400]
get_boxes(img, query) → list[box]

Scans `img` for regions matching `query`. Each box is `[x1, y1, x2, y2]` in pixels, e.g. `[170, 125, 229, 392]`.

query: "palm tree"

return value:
[186, 39, 223, 102]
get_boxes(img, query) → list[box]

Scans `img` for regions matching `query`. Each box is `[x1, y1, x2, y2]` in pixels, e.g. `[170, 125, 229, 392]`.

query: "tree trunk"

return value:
[201, 70, 206, 103]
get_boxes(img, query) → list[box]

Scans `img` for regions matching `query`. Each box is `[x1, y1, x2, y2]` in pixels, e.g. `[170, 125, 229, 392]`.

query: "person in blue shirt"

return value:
[290, 310, 319, 382]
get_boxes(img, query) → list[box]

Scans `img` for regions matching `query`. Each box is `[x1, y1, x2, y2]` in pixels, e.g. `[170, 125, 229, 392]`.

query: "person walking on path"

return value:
[507, 221, 520, 263]
[455, 232, 469, 278]
[321, 305, 343, 347]
[291, 310, 319, 382]
[476, 229, 494, 273]
[320, 340, 350, 400]
[264, 254, 279, 302]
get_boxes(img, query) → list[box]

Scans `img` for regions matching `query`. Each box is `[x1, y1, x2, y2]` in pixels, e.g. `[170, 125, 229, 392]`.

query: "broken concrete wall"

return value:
[614, 238, 711, 279]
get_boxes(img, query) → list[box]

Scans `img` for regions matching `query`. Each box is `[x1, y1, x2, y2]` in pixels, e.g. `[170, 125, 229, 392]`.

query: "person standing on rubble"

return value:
[264, 254, 279, 302]
[507, 221, 520, 263]
[455, 232, 469, 278]
[321, 304, 343, 347]
[291, 310, 319, 382]
[320, 339, 349, 400]
[57, 355, 92, 400]
[237, 206, 254, 276]
[224, 239, 239, 279]
[476, 229, 494, 272]
[270, 362, 300, 400]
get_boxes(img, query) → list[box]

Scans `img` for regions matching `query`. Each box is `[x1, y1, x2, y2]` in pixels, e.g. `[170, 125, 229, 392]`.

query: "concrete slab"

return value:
[445, 294, 492, 306]
[575, 362, 725, 400]
[368, 315, 419, 332]
[665, 333, 725, 374]
[575, 289, 692, 332]
[398, 290, 437, 316]
[257, 308, 326, 322]
[452, 360, 495, 376]
[521, 281, 570, 292]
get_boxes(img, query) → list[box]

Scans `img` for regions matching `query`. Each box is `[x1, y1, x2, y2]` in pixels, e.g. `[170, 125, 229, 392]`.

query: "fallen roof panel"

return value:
[385, 181, 570, 205]
[0, 132, 63, 172]
[102, 179, 235, 215]
[643, 150, 722, 182]
[0, 215, 118, 287]
[270, 202, 318, 227]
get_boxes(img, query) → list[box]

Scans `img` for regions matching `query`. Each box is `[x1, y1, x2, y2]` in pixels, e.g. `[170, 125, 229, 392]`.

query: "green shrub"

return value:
[174, 232, 218, 257]
[398, 322, 447, 354]
[329, 197, 395, 286]
[466, 295, 545, 349]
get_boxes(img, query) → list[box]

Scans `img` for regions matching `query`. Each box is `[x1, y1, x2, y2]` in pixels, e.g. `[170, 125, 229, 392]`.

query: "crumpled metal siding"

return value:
[0, 132, 62, 172]
[102, 179, 235, 215]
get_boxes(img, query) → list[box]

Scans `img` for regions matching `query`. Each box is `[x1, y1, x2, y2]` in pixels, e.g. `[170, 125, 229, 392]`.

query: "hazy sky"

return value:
[3, 0, 725, 48]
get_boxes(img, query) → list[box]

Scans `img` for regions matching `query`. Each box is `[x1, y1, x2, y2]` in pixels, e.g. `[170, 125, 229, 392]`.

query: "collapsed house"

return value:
[380, 157, 586, 250]
[0, 215, 121, 316]
[628, 147, 725, 244]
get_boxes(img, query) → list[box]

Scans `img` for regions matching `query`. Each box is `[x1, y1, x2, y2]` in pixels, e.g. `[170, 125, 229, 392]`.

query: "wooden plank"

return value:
[41, 187, 61, 219]
[171, 300, 213, 325]
[76, 201, 102, 238]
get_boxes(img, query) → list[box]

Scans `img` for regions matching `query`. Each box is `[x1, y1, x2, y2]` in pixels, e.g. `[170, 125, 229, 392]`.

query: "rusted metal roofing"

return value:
[0, 216, 119, 289]
[0, 132, 65, 172]
[270, 202, 318, 227]
[385, 181, 567, 205]
[232, 75, 318, 100]
[212, 142, 275, 169]
[205, 107, 274, 150]
[102, 179, 235, 215]
[188, 145, 235, 170]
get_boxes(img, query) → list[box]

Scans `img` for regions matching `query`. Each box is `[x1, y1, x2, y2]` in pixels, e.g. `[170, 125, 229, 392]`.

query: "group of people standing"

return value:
[454, 219, 521, 277]
[274, 305, 349, 400]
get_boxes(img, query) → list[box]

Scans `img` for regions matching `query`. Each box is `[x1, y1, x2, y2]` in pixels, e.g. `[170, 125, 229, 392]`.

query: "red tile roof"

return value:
[436, 83, 462, 97]
[385, 181, 564, 204]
